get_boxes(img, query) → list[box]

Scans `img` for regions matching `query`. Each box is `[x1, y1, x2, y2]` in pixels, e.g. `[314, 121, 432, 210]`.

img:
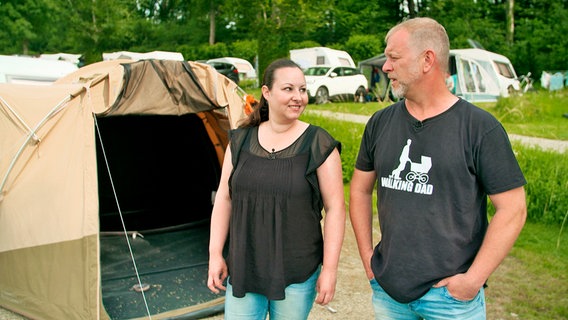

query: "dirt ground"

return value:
[203, 218, 514, 320]
[0, 217, 519, 320]
[202, 218, 376, 320]
[0, 218, 372, 320]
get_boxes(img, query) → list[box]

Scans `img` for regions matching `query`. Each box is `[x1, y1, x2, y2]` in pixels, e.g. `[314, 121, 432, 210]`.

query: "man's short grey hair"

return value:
[386, 17, 450, 72]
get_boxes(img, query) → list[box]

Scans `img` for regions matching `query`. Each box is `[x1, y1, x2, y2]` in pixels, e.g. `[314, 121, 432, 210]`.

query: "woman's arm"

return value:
[315, 148, 346, 305]
[207, 146, 234, 294]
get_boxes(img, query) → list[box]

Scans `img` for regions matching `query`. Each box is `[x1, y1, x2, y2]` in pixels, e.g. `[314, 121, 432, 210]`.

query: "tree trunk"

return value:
[209, 0, 216, 45]
[22, 39, 29, 55]
[408, 0, 416, 18]
[506, 0, 514, 45]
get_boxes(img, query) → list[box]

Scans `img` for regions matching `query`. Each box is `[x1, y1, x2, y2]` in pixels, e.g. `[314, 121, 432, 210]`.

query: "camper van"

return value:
[290, 47, 356, 69]
[359, 48, 520, 102]
[0, 55, 78, 85]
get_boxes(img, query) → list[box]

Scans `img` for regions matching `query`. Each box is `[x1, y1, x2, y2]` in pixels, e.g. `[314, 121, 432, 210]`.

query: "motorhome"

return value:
[290, 47, 356, 69]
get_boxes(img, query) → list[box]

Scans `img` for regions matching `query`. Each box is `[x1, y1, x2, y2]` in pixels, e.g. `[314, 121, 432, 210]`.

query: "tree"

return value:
[0, 0, 62, 55]
[506, 0, 515, 45]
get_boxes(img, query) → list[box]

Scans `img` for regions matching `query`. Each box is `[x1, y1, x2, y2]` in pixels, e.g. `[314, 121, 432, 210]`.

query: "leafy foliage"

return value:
[1, 0, 567, 81]
[300, 113, 365, 184]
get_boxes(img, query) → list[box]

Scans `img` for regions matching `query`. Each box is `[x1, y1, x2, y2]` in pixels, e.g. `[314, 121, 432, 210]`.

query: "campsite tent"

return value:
[0, 59, 248, 319]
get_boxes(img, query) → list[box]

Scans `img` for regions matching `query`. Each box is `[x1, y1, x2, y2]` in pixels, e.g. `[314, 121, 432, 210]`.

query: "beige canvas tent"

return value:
[0, 59, 248, 319]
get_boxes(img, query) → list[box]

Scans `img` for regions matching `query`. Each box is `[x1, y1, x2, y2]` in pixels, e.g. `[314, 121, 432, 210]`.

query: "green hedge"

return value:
[302, 113, 568, 226]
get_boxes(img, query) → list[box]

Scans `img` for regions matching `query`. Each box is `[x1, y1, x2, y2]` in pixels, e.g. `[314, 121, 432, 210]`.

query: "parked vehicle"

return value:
[291, 47, 356, 69]
[206, 59, 240, 84]
[449, 48, 520, 99]
[102, 50, 185, 61]
[206, 57, 257, 85]
[0, 55, 78, 85]
[359, 48, 521, 103]
[304, 65, 368, 104]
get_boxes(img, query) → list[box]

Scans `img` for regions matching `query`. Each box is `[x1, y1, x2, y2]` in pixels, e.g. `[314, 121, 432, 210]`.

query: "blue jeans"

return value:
[224, 268, 320, 320]
[370, 278, 486, 320]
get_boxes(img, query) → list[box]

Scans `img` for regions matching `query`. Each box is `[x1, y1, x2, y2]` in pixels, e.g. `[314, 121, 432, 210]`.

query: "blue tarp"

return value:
[541, 71, 567, 91]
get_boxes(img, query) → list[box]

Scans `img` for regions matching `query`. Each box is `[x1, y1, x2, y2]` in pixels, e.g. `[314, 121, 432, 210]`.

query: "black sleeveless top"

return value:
[227, 125, 340, 300]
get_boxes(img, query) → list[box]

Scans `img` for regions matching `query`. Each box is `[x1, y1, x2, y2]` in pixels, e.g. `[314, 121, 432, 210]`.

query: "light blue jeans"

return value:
[224, 268, 320, 320]
[370, 278, 486, 320]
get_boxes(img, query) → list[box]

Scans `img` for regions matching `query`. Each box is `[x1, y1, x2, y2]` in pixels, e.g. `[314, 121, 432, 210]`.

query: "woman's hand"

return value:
[315, 267, 337, 305]
[207, 256, 228, 294]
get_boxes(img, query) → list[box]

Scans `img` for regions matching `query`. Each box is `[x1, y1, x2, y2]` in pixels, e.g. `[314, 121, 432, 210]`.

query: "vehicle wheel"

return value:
[355, 86, 366, 102]
[315, 87, 329, 104]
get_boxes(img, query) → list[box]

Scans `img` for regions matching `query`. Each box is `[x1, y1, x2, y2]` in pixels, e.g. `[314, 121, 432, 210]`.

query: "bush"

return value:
[300, 113, 364, 184]
[513, 143, 568, 225]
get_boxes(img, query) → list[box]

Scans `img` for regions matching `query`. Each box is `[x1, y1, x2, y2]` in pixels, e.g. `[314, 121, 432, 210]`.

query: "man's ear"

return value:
[422, 50, 435, 72]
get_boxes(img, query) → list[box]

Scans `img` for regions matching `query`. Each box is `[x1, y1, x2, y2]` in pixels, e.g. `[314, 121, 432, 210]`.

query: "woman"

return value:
[207, 58, 345, 319]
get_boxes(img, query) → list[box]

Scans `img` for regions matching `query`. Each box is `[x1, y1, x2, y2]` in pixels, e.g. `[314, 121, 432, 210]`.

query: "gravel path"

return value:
[305, 110, 568, 153]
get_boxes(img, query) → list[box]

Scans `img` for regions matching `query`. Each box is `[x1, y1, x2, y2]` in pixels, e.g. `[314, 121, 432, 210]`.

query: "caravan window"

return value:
[338, 57, 352, 66]
[460, 59, 488, 93]
[494, 61, 516, 79]
[460, 60, 476, 92]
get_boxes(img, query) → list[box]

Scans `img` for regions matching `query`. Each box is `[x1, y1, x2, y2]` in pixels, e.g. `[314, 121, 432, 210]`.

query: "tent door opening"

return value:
[97, 113, 224, 319]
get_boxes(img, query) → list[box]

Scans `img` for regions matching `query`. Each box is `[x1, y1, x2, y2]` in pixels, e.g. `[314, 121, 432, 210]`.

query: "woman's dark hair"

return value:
[239, 58, 302, 128]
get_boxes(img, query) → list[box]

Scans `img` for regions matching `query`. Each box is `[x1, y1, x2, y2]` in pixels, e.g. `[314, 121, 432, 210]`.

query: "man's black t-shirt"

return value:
[355, 99, 526, 303]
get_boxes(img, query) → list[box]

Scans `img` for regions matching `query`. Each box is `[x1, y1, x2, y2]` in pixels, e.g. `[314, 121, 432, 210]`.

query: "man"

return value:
[349, 17, 527, 319]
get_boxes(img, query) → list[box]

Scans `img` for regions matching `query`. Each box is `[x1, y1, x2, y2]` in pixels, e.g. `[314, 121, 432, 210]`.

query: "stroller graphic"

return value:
[405, 156, 432, 184]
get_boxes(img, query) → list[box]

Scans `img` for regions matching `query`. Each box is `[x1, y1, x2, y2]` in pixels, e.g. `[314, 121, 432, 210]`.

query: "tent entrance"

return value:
[96, 113, 224, 319]
[96, 113, 221, 231]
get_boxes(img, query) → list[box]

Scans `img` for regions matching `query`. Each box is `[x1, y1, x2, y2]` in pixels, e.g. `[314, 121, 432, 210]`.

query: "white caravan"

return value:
[0, 55, 78, 85]
[206, 57, 257, 81]
[359, 48, 520, 102]
[102, 51, 185, 61]
[450, 48, 520, 101]
[290, 47, 356, 69]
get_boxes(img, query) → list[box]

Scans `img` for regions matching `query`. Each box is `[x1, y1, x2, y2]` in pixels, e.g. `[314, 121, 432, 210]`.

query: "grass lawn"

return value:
[495, 222, 568, 318]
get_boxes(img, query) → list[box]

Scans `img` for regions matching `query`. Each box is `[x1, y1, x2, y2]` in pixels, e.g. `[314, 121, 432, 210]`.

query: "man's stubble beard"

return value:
[390, 64, 422, 99]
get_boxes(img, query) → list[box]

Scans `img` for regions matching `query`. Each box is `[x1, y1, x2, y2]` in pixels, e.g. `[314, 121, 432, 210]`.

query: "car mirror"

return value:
[330, 72, 337, 78]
